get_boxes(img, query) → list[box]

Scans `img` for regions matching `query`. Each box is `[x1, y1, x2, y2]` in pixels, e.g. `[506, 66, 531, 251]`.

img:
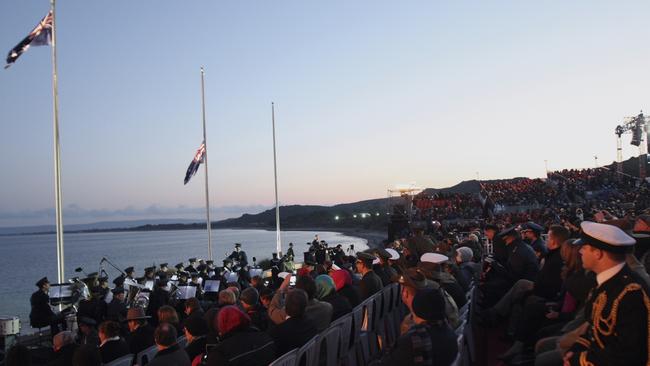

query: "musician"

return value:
[144, 266, 156, 281]
[286, 243, 295, 261]
[146, 275, 170, 326]
[270, 252, 283, 271]
[106, 287, 127, 324]
[177, 271, 189, 286]
[185, 258, 198, 273]
[332, 244, 345, 265]
[159, 263, 170, 275]
[174, 262, 184, 274]
[228, 243, 248, 267]
[29, 277, 59, 333]
[124, 267, 135, 281]
[189, 273, 204, 300]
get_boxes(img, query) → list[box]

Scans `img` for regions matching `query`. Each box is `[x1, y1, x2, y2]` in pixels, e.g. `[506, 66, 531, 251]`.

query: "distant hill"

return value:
[0, 219, 201, 235]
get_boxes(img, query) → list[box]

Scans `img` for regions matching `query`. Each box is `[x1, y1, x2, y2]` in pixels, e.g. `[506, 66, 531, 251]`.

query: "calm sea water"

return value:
[0, 229, 367, 334]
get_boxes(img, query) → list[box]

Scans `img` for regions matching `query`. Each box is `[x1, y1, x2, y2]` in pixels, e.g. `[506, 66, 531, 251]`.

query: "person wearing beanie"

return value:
[205, 306, 276, 366]
[183, 315, 208, 364]
[378, 288, 458, 366]
[240, 287, 270, 331]
[453, 246, 476, 291]
[330, 269, 361, 307]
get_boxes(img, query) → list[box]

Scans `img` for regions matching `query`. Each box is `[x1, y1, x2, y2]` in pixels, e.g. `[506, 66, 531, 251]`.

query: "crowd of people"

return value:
[5, 165, 650, 366]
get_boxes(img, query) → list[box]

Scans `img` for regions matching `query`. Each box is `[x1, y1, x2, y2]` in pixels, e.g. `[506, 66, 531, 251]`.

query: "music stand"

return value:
[177, 286, 197, 300]
[49, 284, 74, 306]
[203, 280, 220, 293]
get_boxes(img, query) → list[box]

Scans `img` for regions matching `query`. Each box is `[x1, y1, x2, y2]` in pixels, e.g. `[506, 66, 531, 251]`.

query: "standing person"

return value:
[147, 276, 170, 326]
[125, 307, 154, 356]
[356, 252, 383, 300]
[29, 277, 59, 333]
[106, 287, 127, 324]
[148, 323, 190, 366]
[564, 222, 650, 366]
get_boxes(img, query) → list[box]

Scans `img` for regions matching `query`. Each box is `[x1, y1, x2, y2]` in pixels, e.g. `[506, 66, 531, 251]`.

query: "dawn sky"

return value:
[1, 1, 649, 226]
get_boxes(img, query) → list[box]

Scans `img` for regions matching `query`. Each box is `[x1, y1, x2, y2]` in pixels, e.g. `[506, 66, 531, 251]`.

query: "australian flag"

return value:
[5, 10, 53, 69]
[184, 142, 206, 185]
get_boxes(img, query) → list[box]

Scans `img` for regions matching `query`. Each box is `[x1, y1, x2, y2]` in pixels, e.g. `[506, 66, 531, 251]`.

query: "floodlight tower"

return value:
[615, 111, 649, 178]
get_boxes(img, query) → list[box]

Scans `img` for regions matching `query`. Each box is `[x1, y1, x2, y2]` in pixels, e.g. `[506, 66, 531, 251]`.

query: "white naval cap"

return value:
[420, 252, 449, 264]
[573, 221, 636, 253]
[386, 248, 400, 260]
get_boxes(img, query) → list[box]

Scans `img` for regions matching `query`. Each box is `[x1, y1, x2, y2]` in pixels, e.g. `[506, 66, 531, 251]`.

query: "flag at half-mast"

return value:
[184, 142, 206, 185]
[5, 10, 53, 69]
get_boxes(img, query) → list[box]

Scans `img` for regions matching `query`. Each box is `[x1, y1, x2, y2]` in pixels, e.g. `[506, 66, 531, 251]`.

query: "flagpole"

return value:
[271, 102, 282, 255]
[200, 67, 213, 261]
[50, 0, 65, 285]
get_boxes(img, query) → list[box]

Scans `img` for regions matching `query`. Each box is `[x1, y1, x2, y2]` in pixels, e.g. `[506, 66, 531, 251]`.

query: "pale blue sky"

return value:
[1, 1, 649, 226]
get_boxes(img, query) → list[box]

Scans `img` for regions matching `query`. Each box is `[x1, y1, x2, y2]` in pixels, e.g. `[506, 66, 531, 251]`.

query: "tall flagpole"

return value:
[200, 67, 213, 261]
[51, 0, 65, 285]
[271, 102, 282, 255]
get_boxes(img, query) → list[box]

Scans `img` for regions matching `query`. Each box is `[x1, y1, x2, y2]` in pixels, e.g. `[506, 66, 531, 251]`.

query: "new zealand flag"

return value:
[183, 142, 206, 185]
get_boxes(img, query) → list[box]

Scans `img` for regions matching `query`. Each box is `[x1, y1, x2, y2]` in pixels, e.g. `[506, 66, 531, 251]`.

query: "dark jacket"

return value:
[321, 292, 353, 321]
[106, 298, 127, 323]
[146, 287, 169, 326]
[245, 303, 270, 331]
[46, 344, 78, 366]
[185, 336, 207, 363]
[128, 323, 155, 355]
[359, 270, 383, 300]
[506, 239, 539, 282]
[430, 271, 467, 308]
[269, 316, 319, 355]
[79, 328, 100, 347]
[148, 344, 191, 366]
[378, 323, 458, 366]
[339, 284, 361, 308]
[206, 327, 276, 366]
[532, 247, 564, 300]
[99, 338, 130, 364]
[30, 290, 54, 328]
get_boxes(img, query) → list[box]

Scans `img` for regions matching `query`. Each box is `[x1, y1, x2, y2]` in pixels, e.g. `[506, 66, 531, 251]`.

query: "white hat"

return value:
[386, 248, 400, 260]
[574, 221, 635, 253]
[372, 258, 380, 265]
[420, 252, 449, 264]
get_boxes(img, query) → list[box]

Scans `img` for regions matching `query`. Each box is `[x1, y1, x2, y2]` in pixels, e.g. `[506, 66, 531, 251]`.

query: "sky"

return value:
[1, 1, 649, 227]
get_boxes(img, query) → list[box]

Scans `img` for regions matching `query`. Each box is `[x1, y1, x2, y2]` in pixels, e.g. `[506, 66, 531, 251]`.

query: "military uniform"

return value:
[567, 221, 650, 366]
[568, 265, 650, 365]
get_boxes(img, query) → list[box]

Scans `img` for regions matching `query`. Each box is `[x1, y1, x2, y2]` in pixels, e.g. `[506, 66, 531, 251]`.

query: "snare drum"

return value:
[65, 314, 78, 333]
[0, 317, 20, 335]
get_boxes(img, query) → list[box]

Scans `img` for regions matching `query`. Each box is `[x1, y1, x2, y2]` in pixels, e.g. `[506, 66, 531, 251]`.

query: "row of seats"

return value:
[108, 283, 478, 366]
[105, 335, 188, 366]
[269, 282, 402, 366]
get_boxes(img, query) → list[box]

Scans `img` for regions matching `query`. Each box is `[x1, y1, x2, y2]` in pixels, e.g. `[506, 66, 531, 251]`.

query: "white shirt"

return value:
[100, 336, 120, 347]
[596, 262, 625, 287]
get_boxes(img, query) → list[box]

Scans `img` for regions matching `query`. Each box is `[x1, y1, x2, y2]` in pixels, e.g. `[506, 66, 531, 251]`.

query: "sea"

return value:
[0, 229, 368, 334]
